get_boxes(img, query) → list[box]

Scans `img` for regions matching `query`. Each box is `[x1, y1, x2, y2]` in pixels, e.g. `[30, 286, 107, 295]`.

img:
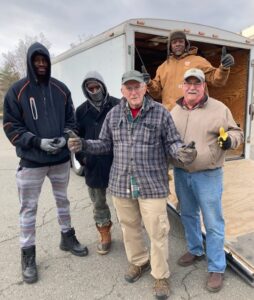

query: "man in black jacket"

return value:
[75, 71, 119, 255]
[3, 42, 88, 284]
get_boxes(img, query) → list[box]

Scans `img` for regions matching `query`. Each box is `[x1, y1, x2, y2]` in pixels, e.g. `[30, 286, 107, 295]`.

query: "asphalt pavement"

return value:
[0, 121, 254, 300]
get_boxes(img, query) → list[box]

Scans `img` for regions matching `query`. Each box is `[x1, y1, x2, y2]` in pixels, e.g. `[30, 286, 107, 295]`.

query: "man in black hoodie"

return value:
[75, 71, 119, 255]
[3, 42, 88, 284]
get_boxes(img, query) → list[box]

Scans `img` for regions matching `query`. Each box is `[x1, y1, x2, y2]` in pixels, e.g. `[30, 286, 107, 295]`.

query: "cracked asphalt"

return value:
[1, 121, 254, 300]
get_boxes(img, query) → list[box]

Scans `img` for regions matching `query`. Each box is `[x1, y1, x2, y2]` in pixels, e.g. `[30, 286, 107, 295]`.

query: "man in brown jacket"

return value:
[146, 30, 234, 111]
[171, 68, 243, 293]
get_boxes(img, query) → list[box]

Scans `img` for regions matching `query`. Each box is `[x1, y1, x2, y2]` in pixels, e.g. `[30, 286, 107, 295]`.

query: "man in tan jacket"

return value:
[146, 30, 234, 111]
[171, 68, 243, 293]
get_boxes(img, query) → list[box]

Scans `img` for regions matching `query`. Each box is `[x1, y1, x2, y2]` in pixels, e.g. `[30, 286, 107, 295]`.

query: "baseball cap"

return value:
[122, 70, 145, 84]
[184, 68, 205, 82]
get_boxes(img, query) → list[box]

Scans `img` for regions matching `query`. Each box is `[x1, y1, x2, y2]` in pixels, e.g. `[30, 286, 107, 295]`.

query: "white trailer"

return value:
[52, 18, 254, 286]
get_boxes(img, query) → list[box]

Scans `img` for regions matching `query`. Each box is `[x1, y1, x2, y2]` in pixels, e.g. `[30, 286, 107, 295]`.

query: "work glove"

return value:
[40, 138, 59, 153]
[64, 129, 78, 139]
[143, 73, 151, 84]
[217, 127, 232, 150]
[51, 137, 66, 149]
[176, 141, 197, 165]
[68, 137, 85, 153]
[221, 46, 234, 68]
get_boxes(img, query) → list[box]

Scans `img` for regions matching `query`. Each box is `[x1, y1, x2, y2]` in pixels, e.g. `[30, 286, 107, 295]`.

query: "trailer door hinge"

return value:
[249, 103, 254, 120]
[128, 45, 132, 55]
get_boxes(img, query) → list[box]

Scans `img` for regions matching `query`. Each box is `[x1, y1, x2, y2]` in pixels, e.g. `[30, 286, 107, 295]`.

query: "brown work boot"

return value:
[177, 252, 204, 267]
[153, 278, 170, 299]
[124, 261, 150, 283]
[206, 272, 223, 292]
[96, 221, 112, 255]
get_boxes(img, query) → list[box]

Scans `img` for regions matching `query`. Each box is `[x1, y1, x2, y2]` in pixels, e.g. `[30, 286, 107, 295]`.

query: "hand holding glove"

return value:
[40, 138, 59, 153]
[221, 46, 234, 68]
[68, 137, 84, 153]
[218, 127, 231, 150]
[176, 141, 197, 165]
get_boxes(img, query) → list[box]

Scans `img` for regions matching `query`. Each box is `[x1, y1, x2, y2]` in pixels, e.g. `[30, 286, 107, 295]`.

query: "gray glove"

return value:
[64, 129, 78, 138]
[52, 137, 66, 149]
[40, 138, 58, 153]
[221, 46, 234, 68]
[143, 73, 151, 84]
[176, 141, 197, 165]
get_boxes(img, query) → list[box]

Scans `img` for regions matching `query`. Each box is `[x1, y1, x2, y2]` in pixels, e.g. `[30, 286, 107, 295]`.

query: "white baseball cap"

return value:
[184, 68, 205, 82]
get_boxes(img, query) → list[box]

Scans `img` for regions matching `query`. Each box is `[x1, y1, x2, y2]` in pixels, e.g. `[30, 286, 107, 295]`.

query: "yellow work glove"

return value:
[218, 127, 231, 150]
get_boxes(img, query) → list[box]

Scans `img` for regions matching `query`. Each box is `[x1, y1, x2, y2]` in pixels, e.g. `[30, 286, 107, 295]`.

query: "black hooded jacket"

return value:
[3, 42, 75, 167]
[75, 71, 119, 188]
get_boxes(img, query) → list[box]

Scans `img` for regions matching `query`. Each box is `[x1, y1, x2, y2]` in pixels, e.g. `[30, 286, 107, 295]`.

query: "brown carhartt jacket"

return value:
[147, 47, 230, 111]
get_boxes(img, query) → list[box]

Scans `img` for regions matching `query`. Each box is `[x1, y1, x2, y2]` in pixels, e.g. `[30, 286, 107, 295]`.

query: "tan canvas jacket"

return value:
[171, 96, 244, 172]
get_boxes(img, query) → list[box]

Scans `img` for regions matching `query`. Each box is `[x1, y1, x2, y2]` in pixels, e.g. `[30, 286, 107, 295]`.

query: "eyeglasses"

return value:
[183, 81, 203, 87]
[124, 84, 144, 92]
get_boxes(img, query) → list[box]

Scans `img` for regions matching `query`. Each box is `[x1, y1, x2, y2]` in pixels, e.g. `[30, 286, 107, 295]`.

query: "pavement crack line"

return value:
[95, 280, 117, 300]
[0, 281, 23, 297]
[181, 266, 199, 300]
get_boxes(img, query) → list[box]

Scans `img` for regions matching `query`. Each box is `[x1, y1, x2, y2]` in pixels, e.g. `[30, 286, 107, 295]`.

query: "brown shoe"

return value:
[124, 261, 150, 283]
[153, 278, 170, 299]
[177, 252, 204, 267]
[96, 221, 112, 255]
[206, 272, 223, 292]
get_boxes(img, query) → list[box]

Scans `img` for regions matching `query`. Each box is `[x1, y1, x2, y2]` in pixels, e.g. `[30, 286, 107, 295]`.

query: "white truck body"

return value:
[52, 18, 254, 286]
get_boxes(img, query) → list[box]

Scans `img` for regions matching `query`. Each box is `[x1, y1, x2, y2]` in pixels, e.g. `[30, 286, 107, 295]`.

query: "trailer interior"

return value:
[134, 31, 254, 286]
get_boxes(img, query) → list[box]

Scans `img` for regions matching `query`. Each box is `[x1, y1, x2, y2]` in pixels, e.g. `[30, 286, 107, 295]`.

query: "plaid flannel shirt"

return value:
[85, 95, 183, 199]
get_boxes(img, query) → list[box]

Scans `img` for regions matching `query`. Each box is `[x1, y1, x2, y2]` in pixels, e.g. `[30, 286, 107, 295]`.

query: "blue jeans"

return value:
[174, 167, 226, 273]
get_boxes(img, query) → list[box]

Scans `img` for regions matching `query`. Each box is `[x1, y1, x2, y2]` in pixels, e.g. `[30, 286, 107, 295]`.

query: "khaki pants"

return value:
[112, 196, 170, 279]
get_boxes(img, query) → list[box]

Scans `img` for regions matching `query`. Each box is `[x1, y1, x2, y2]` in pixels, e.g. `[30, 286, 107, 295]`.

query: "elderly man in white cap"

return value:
[68, 70, 197, 299]
[171, 68, 243, 293]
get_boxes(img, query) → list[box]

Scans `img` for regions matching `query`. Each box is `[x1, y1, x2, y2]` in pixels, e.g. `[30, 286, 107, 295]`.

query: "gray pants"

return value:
[16, 161, 72, 248]
[88, 187, 111, 226]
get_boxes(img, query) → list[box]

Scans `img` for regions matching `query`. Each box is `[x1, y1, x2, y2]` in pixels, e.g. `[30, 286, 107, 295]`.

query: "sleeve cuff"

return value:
[31, 136, 41, 149]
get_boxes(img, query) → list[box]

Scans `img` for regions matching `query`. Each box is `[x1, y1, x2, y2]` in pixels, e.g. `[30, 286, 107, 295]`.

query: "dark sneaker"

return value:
[177, 252, 204, 267]
[206, 272, 223, 292]
[153, 278, 170, 299]
[124, 261, 150, 283]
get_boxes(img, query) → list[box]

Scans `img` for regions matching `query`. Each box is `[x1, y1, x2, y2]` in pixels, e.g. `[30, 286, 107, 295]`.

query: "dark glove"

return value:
[143, 73, 151, 84]
[221, 46, 234, 68]
[176, 141, 197, 165]
[218, 127, 232, 150]
[52, 137, 66, 149]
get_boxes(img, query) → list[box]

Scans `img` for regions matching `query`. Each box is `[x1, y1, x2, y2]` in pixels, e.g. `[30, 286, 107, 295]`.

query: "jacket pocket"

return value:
[209, 142, 222, 164]
[142, 123, 157, 145]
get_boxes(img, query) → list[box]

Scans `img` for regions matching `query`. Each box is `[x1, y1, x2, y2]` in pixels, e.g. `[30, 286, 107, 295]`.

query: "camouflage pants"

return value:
[88, 187, 111, 226]
[16, 161, 71, 248]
